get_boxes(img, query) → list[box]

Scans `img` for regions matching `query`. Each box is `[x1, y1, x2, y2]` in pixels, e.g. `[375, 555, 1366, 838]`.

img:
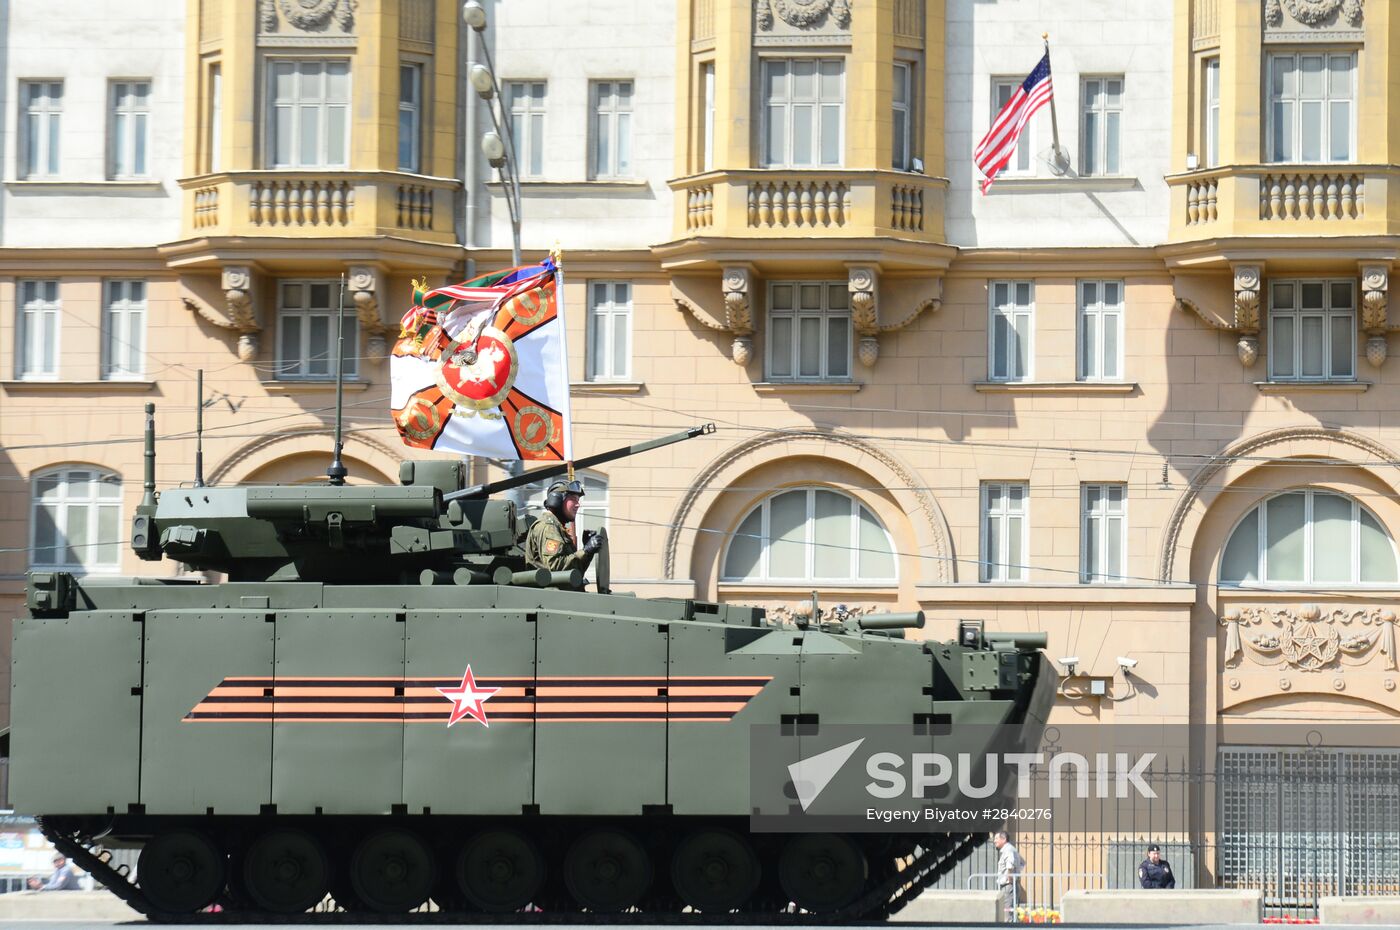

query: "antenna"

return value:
[194, 368, 206, 487]
[326, 274, 349, 486]
[142, 402, 157, 508]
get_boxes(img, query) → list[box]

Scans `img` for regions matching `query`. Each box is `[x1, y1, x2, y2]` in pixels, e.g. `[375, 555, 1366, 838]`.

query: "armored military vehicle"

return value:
[8, 405, 1053, 919]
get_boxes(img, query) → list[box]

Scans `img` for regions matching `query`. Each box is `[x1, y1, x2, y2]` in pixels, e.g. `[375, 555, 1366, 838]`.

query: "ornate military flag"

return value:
[390, 259, 573, 462]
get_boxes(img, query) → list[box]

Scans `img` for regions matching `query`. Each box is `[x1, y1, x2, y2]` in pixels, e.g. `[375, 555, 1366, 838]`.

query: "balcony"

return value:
[1167, 164, 1400, 241]
[179, 170, 460, 244]
[669, 168, 948, 247]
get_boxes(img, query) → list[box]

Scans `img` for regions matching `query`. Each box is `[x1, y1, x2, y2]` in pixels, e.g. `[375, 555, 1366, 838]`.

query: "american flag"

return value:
[974, 52, 1053, 194]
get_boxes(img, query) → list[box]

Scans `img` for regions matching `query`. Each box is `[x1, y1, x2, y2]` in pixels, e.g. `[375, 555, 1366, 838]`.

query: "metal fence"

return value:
[922, 745, 1400, 922]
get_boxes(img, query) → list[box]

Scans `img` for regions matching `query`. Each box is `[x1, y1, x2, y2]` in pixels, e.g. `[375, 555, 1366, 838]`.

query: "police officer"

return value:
[525, 479, 601, 572]
[1138, 844, 1175, 889]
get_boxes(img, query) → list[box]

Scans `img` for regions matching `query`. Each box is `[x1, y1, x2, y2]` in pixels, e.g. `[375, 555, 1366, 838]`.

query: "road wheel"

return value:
[563, 828, 651, 913]
[348, 829, 434, 913]
[456, 828, 546, 913]
[777, 833, 867, 913]
[671, 829, 761, 912]
[138, 830, 226, 914]
[242, 828, 330, 915]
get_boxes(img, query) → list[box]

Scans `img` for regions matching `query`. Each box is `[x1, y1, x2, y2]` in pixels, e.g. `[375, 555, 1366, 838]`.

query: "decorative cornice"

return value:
[661, 428, 952, 583]
[1158, 426, 1400, 581]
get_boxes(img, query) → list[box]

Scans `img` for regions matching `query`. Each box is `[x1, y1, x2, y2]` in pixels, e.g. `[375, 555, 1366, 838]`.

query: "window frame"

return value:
[275, 279, 359, 381]
[103, 279, 147, 381]
[1220, 488, 1400, 588]
[397, 61, 424, 173]
[1268, 278, 1355, 382]
[589, 79, 634, 180]
[1080, 74, 1125, 177]
[700, 61, 716, 172]
[766, 280, 853, 382]
[1080, 483, 1128, 584]
[720, 486, 898, 585]
[29, 466, 123, 574]
[759, 56, 845, 169]
[990, 76, 1035, 175]
[207, 62, 222, 173]
[1077, 279, 1125, 382]
[265, 58, 351, 169]
[987, 280, 1035, 383]
[585, 280, 633, 382]
[19, 80, 63, 180]
[981, 481, 1030, 583]
[109, 79, 152, 180]
[504, 80, 547, 180]
[16, 278, 60, 380]
[892, 59, 915, 171]
[1204, 57, 1220, 168]
[1265, 50, 1356, 164]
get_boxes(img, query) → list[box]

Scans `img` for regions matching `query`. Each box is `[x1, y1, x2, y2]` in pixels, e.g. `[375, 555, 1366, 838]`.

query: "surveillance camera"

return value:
[1116, 656, 1138, 670]
[1059, 657, 1080, 673]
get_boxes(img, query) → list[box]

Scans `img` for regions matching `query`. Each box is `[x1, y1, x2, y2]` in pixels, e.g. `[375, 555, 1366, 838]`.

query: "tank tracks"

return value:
[41, 818, 984, 923]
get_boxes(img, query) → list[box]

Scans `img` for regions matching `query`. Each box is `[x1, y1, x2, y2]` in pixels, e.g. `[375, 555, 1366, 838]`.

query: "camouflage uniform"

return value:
[525, 510, 592, 572]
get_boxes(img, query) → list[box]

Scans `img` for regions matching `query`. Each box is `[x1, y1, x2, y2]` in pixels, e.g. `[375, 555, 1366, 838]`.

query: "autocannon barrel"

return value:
[858, 611, 926, 631]
[986, 631, 1049, 649]
[245, 486, 441, 520]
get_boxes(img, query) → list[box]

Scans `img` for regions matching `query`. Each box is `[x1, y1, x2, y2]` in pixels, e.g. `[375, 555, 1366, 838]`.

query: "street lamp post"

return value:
[463, 0, 522, 267]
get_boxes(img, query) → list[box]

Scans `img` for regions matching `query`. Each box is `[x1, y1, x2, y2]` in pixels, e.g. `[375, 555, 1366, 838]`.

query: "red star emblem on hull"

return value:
[437, 665, 500, 728]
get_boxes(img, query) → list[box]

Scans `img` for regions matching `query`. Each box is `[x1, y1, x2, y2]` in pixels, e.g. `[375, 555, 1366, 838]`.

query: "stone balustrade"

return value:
[1169, 164, 1399, 239]
[670, 169, 946, 242]
[179, 171, 459, 242]
[1259, 170, 1363, 220]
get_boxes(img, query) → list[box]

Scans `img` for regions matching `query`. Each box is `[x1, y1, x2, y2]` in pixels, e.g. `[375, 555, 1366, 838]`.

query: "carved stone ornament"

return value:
[263, 0, 357, 32]
[759, 601, 880, 627]
[348, 265, 394, 357]
[1361, 264, 1389, 367]
[1265, 0, 1364, 27]
[184, 266, 262, 361]
[1221, 604, 1399, 673]
[849, 266, 879, 366]
[673, 271, 756, 367]
[756, 0, 852, 31]
[1233, 265, 1262, 368]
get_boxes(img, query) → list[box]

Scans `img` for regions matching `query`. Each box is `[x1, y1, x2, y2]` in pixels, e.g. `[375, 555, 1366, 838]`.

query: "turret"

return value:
[129, 406, 714, 586]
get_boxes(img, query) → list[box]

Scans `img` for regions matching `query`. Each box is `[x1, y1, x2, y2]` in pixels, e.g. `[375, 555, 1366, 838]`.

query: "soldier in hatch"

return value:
[525, 479, 601, 572]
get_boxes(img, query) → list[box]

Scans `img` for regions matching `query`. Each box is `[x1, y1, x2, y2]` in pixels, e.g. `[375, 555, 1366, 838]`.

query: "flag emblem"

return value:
[974, 52, 1054, 194]
[390, 260, 573, 462]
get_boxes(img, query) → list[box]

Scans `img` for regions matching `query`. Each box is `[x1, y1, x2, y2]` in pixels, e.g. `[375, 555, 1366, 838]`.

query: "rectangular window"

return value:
[701, 62, 715, 172]
[586, 281, 632, 381]
[1082, 483, 1127, 583]
[208, 64, 222, 172]
[103, 279, 146, 380]
[988, 281, 1033, 382]
[1268, 51, 1354, 163]
[768, 281, 851, 381]
[398, 63, 423, 172]
[110, 80, 150, 179]
[981, 482, 1028, 583]
[991, 78, 1033, 174]
[590, 80, 633, 179]
[1081, 76, 1123, 176]
[20, 81, 62, 179]
[505, 81, 546, 179]
[893, 61, 914, 170]
[1269, 279, 1355, 381]
[1078, 279, 1124, 381]
[16, 280, 60, 379]
[268, 59, 350, 168]
[1204, 57, 1220, 168]
[276, 280, 359, 380]
[762, 58, 844, 168]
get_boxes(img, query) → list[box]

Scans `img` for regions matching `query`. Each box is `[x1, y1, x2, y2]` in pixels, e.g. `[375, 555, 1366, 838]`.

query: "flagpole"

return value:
[1044, 33, 1067, 173]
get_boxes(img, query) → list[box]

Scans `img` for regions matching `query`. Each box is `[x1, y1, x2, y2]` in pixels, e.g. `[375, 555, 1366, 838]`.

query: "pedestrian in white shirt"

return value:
[993, 831, 1025, 918]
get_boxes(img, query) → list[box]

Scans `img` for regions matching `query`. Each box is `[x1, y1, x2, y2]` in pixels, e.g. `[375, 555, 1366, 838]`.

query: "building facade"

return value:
[3, 0, 1400, 896]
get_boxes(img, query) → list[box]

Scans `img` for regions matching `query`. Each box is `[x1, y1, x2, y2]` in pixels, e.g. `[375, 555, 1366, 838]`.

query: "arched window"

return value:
[722, 488, 896, 583]
[31, 467, 122, 572]
[1220, 489, 1397, 586]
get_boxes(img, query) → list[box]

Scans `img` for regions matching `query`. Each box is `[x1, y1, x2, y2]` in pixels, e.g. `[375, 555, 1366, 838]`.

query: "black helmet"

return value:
[544, 479, 584, 518]
[1146, 844, 1160, 853]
